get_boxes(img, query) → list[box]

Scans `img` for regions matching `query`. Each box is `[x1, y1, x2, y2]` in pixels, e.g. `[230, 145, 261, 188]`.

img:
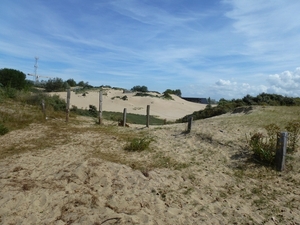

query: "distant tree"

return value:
[77, 81, 92, 88]
[45, 78, 65, 92]
[163, 89, 182, 97]
[206, 97, 212, 109]
[66, 79, 77, 87]
[78, 81, 85, 87]
[0, 68, 26, 90]
[131, 85, 148, 92]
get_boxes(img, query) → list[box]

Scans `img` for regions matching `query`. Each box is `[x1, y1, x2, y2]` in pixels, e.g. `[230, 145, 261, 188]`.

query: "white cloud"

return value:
[216, 79, 234, 86]
[266, 68, 300, 96]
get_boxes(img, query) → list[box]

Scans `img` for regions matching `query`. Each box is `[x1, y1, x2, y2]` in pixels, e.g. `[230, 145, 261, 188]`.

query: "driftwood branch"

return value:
[100, 217, 121, 224]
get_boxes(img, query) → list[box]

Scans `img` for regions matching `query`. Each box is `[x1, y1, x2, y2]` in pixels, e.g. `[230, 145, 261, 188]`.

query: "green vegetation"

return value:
[70, 104, 166, 125]
[44, 77, 68, 92]
[25, 92, 66, 111]
[0, 123, 9, 135]
[162, 92, 173, 100]
[66, 78, 77, 87]
[131, 85, 148, 92]
[247, 121, 300, 165]
[178, 93, 300, 122]
[163, 89, 182, 97]
[0, 68, 29, 90]
[285, 120, 300, 153]
[111, 95, 128, 100]
[248, 124, 280, 164]
[134, 92, 157, 97]
[103, 111, 166, 125]
[124, 137, 153, 152]
[0, 85, 67, 134]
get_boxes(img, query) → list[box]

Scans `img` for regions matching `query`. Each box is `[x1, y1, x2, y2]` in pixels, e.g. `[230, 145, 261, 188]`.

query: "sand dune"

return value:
[0, 90, 299, 224]
[52, 89, 207, 120]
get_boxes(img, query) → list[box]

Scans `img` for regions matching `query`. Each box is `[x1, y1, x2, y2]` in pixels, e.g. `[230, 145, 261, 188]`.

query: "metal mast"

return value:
[27, 57, 52, 83]
[34, 57, 39, 83]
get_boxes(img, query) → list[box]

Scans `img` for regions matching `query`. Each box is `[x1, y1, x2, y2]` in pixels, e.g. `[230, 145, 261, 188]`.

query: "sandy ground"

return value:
[51, 89, 207, 121]
[0, 90, 299, 225]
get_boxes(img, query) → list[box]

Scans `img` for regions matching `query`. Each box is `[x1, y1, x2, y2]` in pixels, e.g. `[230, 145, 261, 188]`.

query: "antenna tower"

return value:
[34, 57, 39, 83]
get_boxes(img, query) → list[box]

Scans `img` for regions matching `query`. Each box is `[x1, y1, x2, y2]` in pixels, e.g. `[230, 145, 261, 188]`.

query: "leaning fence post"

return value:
[187, 116, 193, 133]
[66, 89, 71, 122]
[146, 105, 150, 127]
[275, 132, 288, 171]
[123, 108, 127, 127]
[99, 91, 103, 125]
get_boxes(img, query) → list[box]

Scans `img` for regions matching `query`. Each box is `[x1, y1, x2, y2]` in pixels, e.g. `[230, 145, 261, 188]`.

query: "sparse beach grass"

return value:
[0, 92, 299, 224]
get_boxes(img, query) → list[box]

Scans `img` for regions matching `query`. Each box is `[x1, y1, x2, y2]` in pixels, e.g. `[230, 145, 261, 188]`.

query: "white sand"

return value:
[52, 89, 207, 120]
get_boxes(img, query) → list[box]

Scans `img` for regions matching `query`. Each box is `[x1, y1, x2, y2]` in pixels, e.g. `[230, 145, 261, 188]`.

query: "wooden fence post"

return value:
[187, 116, 193, 133]
[41, 99, 46, 120]
[146, 105, 150, 127]
[66, 89, 71, 122]
[275, 132, 288, 171]
[123, 108, 127, 127]
[99, 91, 103, 125]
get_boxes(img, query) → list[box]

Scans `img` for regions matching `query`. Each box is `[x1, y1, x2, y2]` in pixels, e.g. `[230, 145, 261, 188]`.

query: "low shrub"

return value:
[248, 123, 280, 165]
[248, 132, 276, 164]
[24, 93, 66, 111]
[285, 120, 300, 153]
[124, 137, 153, 152]
[248, 121, 300, 165]
[88, 105, 98, 117]
[71, 105, 98, 118]
[162, 92, 173, 100]
[121, 95, 128, 101]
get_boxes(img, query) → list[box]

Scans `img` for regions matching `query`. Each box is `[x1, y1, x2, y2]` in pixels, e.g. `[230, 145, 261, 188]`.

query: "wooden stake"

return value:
[66, 89, 71, 122]
[99, 91, 103, 125]
[41, 99, 46, 120]
[146, 105, 150, 127]
[123, 108, 127, 127]
[187, 116, 193, 133]
[275, 132, 288, 171]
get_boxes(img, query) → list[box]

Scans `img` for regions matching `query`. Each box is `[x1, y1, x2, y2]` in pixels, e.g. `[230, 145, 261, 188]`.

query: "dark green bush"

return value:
[45, 78, 65, 92]
[131, 85, 148, 92]
[134, 92, 153, 97]
[66, 79, 77, 87]
[0, 123, 9, 135]
[88, 105, 98, 117]
[163, 89, 182, 97]
[0, 68, 27, 90]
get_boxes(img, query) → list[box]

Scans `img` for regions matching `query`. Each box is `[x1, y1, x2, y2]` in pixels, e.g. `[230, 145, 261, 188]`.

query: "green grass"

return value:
[102, 111, 166, 125]
[219, 106, 300, 129]
[124, 137, 153, 152]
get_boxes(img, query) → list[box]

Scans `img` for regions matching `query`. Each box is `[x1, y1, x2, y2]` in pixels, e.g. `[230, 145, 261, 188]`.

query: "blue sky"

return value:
[1, 0, 300, 100]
